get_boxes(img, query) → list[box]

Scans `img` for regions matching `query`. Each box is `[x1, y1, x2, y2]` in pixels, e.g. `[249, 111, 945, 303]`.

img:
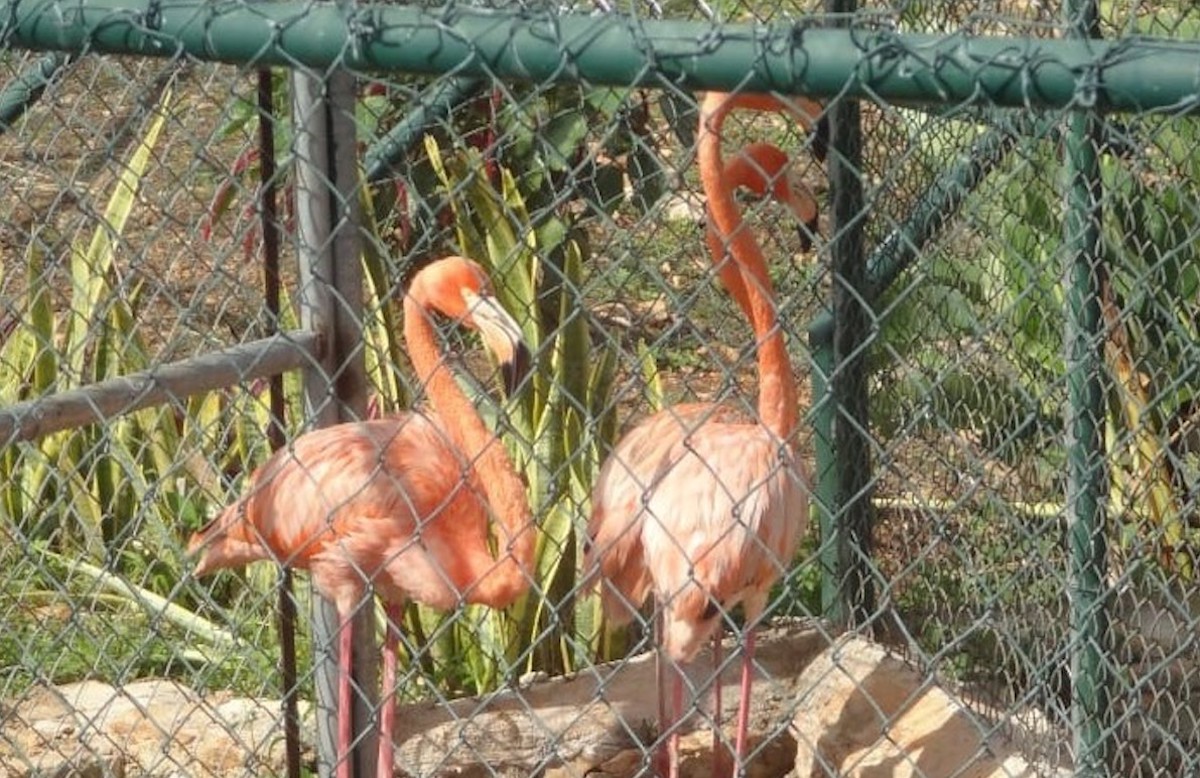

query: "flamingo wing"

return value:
[190, 413, 494, 610]
[635, 414, 807, 661]
[585, 404, 724, 622]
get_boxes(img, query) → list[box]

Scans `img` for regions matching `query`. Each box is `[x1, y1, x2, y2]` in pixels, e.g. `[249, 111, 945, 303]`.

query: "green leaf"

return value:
[358, 176, 408, 410]
[584, 87, 629, 115]
[524, 500, 575, 666]
[556, 243, 591, 431]
[27, 241, 58, 393]
[64, 85, 174, 387]
[426, 136, 490, 277]
[637, 340, 665, 414]
[541, 111, 588, 171]
[229, 386, 271, 478]
[586, 345, 619, 466]
[0, 240, 59, 404]
[533, 216, 569, 259]
[0, 447, 25, 523]
[217, 94, 260, 140]
[56, 430, 107, 559]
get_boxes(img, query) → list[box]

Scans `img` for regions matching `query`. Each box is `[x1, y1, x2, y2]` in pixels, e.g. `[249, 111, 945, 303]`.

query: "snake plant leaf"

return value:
[541, 111, 588, 172]
[64, 85, 173, 387]
[1, 240, 58, 405]
[358, 176, 408, 410]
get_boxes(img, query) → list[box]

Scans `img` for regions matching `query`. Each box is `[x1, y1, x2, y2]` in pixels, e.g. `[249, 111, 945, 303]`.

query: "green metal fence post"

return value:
[1064, 0, 1110, 775]
[822, 0, 875, 629]
[808, 319, 839, 619]
[7, 1, 1200, 113]
[809, 112, 1033, 624]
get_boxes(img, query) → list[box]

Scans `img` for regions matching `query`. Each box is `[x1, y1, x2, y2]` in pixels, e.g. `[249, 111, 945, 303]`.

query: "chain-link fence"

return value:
[3, 1, 1200, 776]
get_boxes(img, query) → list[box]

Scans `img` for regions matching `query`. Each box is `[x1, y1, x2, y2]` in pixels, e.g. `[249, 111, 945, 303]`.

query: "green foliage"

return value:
[873, 129, 1065, 468]
[875, 107, 1200, 579]
[367, 84, 675, 263]
[2, 86, 178, 559]
[1099, 116, 1200, 576]
[890, 499, 1065, 687]
[0, 541, 283, 696]
[0, 86, 289, 697]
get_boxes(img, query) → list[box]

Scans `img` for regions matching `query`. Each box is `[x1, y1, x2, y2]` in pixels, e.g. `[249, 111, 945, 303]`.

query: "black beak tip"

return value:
[501, 342, 533, 397]
[797, 214, 819, 251]
[812, 113, 830, 164]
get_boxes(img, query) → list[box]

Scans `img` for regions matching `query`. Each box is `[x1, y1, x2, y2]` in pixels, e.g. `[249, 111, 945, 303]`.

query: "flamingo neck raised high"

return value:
[585, 91, 819, 778]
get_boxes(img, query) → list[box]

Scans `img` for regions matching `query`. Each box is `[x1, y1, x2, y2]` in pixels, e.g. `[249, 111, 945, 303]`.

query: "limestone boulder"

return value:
[791, 636, 1071, 778]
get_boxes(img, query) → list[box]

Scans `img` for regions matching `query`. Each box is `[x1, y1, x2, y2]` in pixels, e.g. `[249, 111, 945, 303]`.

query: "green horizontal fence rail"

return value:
[3, 0, 1200, 111]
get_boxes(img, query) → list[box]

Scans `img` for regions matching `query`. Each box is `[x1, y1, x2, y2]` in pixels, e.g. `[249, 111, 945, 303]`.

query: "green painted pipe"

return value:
[1064, 0, 1110, 773]
[363, 76, 486, 183]
[4, 0, 1199, 111]
[0, 51, 71, 131]
[807, 110, 1050, 346]
[808, 327, 840, 617]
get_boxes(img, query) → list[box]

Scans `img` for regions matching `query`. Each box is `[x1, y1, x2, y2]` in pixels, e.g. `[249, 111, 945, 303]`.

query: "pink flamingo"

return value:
[585, 92, 820, 778]
[189, 256, 536, 778]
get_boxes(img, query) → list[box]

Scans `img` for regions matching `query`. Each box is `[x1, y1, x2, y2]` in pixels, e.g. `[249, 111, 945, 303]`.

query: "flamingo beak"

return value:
[787, 180, 820, 253]
[811, 113, 830, 163]
[463, 290, 532, 397]
[797, 213, 819, 252]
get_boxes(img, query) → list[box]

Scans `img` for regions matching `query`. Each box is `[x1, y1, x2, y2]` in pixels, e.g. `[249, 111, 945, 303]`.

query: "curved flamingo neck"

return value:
[402, 295, 533, 606]
[699, 93, 799, 442]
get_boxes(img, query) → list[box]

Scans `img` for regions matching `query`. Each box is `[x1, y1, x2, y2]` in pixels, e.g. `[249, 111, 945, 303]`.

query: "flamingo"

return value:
[584, 92, 820, 778]
[189, 255, 536, 778]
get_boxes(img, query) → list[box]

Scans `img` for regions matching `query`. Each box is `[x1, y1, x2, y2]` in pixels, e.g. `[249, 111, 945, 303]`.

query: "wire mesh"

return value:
[2, 1, 1200, 777]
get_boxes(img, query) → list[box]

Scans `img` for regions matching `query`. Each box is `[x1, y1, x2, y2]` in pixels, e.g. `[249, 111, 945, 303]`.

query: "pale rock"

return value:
[791, 635, 1071, 778]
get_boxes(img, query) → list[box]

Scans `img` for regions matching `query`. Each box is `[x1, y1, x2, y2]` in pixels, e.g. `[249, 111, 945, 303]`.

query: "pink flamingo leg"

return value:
[337, 611, 354, 778]
[669, 664, 683, 778]
[377, 603, 402, 778]
[654, 612, 670, 778]
[712, 632, 730, 777]
[733, 628, 758, 775]
[654, 611, 683, 778]
[655, 648, 668, 777]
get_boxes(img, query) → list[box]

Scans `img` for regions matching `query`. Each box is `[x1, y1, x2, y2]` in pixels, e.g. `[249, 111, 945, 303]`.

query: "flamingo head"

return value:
[727, 142, 820, 252]
[409, 256, 532, 396]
